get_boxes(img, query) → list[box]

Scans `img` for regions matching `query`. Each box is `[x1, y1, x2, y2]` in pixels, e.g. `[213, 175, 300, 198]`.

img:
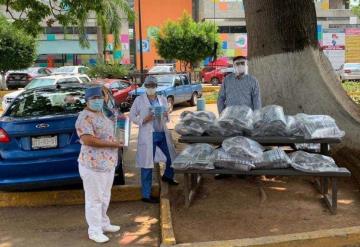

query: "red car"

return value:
[96, 79, 138, 110]
[202, 66, 234, 85]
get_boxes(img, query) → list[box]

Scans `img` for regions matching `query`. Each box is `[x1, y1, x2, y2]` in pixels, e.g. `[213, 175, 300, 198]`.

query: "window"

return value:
[174, 76, 182, 86]
[57, 77, 80, 84]
[25, 78, 56, 90]
[78, 67, 88, 74]
[7, 88, 86, 118]
[109, 82, 120, 89]
[181, 75, 190, 85]
[118, 81, 130, 89]
[218, 26, 247, 33]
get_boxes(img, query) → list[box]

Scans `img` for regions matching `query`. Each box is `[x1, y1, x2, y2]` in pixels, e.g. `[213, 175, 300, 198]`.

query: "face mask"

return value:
[88, 99, 104, 112]
[234, 65, 246, 75]
[146, 88, 157, 96]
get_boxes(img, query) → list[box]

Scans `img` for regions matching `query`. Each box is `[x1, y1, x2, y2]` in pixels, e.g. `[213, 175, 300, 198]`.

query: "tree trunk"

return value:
[243, 0, 360, 183]
[96, 26, 105, 63]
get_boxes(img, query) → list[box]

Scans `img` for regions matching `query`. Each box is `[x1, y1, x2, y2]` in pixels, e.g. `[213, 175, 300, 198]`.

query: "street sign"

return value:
[137, 40, 150, 52]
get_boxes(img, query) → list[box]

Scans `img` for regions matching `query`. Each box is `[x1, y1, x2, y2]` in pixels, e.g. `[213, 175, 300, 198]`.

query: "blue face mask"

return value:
[88, 99, 104, 112]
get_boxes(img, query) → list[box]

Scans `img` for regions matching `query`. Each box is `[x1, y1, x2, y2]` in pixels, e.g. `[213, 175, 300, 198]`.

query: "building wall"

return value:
[134, 0, 193, 70]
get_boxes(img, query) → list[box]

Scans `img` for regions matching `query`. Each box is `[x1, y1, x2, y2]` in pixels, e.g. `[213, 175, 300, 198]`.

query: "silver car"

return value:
[339, 63, 360, 82]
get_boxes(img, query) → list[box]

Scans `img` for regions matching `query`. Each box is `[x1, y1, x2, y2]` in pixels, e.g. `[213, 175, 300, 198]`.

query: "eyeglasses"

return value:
[234, 61, 246, 66]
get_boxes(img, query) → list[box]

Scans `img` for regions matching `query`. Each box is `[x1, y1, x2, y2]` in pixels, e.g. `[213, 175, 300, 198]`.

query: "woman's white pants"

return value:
[79, 165, 115, 236]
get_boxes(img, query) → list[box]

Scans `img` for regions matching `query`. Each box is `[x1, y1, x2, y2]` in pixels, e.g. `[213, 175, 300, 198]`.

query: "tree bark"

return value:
[0, 73, 6, 90]
[243, 0, 360, 183]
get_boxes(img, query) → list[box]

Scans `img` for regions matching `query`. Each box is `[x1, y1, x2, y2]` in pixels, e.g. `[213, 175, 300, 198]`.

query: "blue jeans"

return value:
[141, 132, 174, 199]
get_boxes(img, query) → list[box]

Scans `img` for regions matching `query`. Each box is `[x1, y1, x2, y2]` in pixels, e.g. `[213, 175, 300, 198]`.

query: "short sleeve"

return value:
[75, 111, 95, 137]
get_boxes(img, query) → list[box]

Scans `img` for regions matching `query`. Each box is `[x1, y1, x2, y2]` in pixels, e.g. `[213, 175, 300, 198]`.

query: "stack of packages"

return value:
[175, 111, 216, 136]
[251, 105, 288, 136]
[213, 137, 263, 171]
[290, 151, 341, 172]
[216, 105, 254, 136]
[172, 143, 215, 170]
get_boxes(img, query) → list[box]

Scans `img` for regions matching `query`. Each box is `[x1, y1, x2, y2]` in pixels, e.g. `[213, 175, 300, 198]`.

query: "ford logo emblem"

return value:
[36, 123, 50, 129]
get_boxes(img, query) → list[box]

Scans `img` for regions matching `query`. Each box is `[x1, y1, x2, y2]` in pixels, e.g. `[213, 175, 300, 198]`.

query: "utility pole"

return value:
[138, 0, 144, 83]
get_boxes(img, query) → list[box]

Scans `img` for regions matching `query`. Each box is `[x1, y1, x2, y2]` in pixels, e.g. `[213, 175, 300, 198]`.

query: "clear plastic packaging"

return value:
[175, 121, 204, 136]
[254, 148, 292, 169]
[172, 144, 216, 170]
[252, 105, 288, 136]
[205, 120, 235, 137]
[295, 114, 345, 139]
[222, 136, 264, 160]
[182, 111, 217, 129]
[285, 115, 304, 137]
[213, 148, 255, 171]
[218, 105, 253, 134]
[290, 151, 340, 173]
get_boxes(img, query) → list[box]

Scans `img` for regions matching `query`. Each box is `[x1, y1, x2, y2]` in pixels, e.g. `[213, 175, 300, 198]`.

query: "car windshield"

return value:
[6, 88, 86, 118]
[344, 64, 360, 69]
[25, 78, 56, 90]
[149, 75, 174, 86]
[149, 66, 171, 73]
[54, 67, 76, 73]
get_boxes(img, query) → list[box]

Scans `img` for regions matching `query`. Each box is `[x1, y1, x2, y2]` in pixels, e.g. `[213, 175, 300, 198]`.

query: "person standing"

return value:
[130, 76, 178, 204]
[217, 56, 261, 113]
[76, 86, 123, 243]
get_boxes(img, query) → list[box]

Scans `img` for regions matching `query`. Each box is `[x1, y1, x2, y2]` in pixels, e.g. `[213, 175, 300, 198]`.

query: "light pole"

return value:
[138, 0, 144, 83]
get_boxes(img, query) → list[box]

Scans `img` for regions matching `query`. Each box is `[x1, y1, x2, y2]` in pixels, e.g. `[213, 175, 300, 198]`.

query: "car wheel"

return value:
[211, 77, 220, 86]
[189, 92, 198, 106]
[167, 97, 174, 113]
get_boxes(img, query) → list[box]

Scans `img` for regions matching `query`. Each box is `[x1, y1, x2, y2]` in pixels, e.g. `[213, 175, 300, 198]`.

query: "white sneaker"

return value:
[103, 225, 121, 233]
[89, 233, 109, 243]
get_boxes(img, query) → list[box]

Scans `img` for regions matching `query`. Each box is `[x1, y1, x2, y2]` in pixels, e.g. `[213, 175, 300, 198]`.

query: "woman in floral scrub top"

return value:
[75, 86, 122, 244]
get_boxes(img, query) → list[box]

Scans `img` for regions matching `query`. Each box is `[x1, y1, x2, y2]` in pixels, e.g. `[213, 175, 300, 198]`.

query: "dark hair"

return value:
[233, 56, 247, 62]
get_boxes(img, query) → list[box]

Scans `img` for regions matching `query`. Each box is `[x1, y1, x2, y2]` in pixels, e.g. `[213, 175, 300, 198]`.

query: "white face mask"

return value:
[146, 88, 157, 96]
[234, 65, 246, 75]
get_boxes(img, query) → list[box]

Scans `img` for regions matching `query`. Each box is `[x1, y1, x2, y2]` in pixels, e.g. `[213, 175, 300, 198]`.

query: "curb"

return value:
[0, 184, 159, 207]
[173, 226, 360, 247]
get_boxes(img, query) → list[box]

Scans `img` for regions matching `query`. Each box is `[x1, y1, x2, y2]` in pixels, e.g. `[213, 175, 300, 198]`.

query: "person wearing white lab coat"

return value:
[75, 86, 123, 243]
[130, 75, 178, 204]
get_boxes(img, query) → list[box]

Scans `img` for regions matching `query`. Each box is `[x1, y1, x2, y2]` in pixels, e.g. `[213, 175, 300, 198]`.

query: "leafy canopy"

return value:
[154, 12, 221, 69]
[0, 0, 134, 48]
[0, 16, 36, 74]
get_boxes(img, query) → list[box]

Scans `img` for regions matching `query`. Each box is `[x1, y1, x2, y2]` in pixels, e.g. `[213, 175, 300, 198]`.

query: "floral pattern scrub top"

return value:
[75, 109, 118, 172]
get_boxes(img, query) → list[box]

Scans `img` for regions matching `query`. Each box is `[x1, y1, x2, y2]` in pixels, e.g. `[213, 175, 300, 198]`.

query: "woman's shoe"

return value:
[142, 197, 160, 203]
[103, 225, 121, 233]
[161, 176, 179, 185]
[89, 233, 109, 243]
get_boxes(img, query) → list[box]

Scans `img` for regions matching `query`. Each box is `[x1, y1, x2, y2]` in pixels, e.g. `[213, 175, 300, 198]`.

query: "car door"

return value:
[79, 76, 91, 84]
[173, 75, 185, 103]
[180, 75, 192, 101]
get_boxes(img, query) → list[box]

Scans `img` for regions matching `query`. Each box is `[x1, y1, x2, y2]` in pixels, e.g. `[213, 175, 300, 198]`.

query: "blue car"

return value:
[0, 84, 123, 190]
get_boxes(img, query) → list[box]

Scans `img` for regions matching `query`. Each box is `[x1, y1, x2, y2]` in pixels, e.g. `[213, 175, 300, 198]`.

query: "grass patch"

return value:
[342, 81, 360, 104]
[204, 91, 218, 102]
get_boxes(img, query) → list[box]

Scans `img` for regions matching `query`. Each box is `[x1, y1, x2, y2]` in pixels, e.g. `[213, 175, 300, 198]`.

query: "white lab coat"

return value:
[129, 94, 176, 169]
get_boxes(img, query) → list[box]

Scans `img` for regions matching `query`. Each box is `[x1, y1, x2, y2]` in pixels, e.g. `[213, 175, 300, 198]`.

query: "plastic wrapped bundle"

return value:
[172, 144, 215, 170]
[213, 148, 255, 171]
[295, 143, 321, 152]
[252, 105, 288, 136]
[205, 121, 235, 137]
[222, 136, 264, 160]
[182, 111, 216, 129]
[218, 105, 253, 134]
[295, 114, 345, 139]
[254, 148, 292, 169]
[285, 116, 304, 137]
[290, 151, 340, 173]
[175, 121, 204, 136]
[180, 110, 193, 120]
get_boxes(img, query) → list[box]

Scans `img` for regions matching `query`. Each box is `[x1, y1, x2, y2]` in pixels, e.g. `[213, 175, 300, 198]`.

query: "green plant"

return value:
[342, 81, 360, 104]
[154, 12, 222, 71]
[0, 16, 36, 89]
[87, 63, 130, 79]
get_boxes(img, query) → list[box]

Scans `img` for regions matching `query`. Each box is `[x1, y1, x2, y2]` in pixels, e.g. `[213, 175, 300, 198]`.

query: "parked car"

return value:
[6, 67, 52, 89]
[148, 65, 175, 74]
[338, 63, 360, 82]
[96, 79, 138, 110]
[0, 84, 123, 189]
[2, 74, 91, 110]
[202, 66, 234, 85]
[52, 66, 89, 75]
[128, 74, 203, 112]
